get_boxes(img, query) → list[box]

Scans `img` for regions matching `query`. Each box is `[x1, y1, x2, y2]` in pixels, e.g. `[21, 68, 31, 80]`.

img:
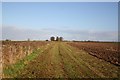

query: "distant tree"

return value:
[60, 37, 63, 41]
[46, 40, 48, 41]
[5, 39, 11, 41]
[50, 36, 63, 41]
[50, 37, 55, 41]
[28, 38, 30, 41]
[87, 40, 91, 42]
[56, 37, 59, 41]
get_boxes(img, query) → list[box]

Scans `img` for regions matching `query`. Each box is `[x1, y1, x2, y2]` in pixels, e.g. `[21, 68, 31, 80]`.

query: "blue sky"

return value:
[1, 0, 120, 2]
[1, 2, 119, 41]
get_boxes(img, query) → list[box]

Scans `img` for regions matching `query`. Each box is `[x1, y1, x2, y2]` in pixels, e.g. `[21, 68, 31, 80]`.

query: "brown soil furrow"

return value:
[65, 44, 105, 77]
[65, 43, 118, 78]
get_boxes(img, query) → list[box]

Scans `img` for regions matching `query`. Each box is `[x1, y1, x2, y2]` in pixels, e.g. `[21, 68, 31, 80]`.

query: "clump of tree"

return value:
[60, 37, 63, 41]
[5, 39, 11, 41]
[50, 36, 63, 41]
[50, 36, 55, 41]
[46, 40, 49, 41]
[56, 37, 59, 41]
[27, 38, 30, 41]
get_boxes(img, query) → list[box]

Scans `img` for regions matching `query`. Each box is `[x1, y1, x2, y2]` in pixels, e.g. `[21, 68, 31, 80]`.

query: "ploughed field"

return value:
[68, 42, 119, 66]
[2, 41, 119, 78]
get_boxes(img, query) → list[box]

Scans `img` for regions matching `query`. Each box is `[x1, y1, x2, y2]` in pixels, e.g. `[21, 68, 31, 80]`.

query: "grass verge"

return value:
[3, 49, 41, 78]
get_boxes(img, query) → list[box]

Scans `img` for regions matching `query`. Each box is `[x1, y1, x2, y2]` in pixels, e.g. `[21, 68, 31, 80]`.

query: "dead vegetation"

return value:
[2, 41, 49, 68]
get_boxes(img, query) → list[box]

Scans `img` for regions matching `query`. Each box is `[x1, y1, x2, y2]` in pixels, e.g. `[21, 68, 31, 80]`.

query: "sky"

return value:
[1, 0, 120, 2]
[1, 2, 119, 41]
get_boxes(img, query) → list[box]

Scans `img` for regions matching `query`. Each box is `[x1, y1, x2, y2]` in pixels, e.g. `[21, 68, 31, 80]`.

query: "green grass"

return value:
[3, 49, 41, 77]
[3, 42, 119, 78]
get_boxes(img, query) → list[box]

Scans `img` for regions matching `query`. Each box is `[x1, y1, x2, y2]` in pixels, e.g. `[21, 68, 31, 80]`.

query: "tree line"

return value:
[50, 36, 63, 41]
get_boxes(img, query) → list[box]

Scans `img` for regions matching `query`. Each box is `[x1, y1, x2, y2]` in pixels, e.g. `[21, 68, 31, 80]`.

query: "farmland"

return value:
[1, 41, 119, 78]
[68, 42, 119, 66]
[2, 41, 49, 68]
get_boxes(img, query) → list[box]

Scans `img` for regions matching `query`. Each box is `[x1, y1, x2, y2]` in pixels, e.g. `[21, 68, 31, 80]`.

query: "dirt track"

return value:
[13, 42, 118, 78]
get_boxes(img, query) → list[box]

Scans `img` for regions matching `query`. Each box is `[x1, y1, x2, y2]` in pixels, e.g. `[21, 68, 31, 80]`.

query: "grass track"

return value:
[3, 42, 119, 78]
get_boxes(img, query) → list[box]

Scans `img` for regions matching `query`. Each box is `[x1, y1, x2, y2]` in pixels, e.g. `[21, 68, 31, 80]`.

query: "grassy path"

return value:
[6, 42, 118, 78]
[61, 43, 118, 78]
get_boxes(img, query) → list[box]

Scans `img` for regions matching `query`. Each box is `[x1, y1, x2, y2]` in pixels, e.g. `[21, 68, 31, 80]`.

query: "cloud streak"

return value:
[2, 26, 118, 41]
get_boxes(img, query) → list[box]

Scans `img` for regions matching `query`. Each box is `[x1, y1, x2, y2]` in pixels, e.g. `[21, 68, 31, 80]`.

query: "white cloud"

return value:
[2, 26, 118, 41]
